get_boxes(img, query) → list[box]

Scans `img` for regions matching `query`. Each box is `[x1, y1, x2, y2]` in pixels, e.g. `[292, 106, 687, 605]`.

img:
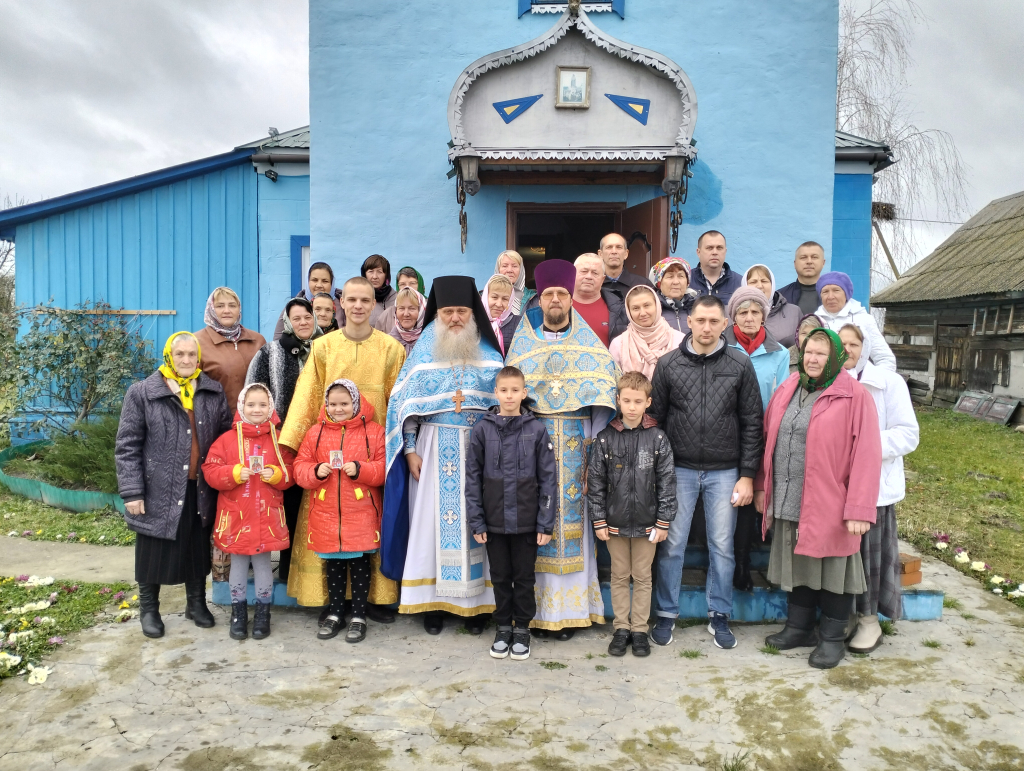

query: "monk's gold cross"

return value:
[550, 381, 562, 396]
[453, 389, 465, 413]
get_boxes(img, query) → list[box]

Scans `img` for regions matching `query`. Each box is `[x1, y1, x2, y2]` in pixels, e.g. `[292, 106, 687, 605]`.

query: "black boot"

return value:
[184, 578, 216, 628]
[252, 603, 271, 640]
[138, 583, 164, 639]
[808, 615, 848, 670]
[229, 601, 248, 640]
[765, 603, 818, 650]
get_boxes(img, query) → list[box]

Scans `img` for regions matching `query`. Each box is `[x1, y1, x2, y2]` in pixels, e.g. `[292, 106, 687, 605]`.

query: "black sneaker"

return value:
[345, 618, 367, 644]
[607, 629, 631, 657]
[317, 614, 343, 640]
[490, 627, 513, 659]
[631, 632, 651, 657]
[510, 629, 531, 660]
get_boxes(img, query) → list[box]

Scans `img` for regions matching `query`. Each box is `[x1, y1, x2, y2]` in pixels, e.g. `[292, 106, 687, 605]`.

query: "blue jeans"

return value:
[654, 467, 739, 619]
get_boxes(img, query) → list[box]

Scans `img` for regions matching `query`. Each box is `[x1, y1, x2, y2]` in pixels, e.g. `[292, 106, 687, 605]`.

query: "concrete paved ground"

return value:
[1, 547, 1022, 771]
[0, 539, 135, 584]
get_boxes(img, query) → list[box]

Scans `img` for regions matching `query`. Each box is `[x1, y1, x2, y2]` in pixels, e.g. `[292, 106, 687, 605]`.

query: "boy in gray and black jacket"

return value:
[466, 366, 557, 662]
[588, 371, 677, 658]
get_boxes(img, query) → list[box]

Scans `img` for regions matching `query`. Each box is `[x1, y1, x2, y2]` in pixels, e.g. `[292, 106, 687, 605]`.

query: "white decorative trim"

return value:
[447, 8, 697, 159]
[473, 147, 676, 162]
[531, 3, 614, 12]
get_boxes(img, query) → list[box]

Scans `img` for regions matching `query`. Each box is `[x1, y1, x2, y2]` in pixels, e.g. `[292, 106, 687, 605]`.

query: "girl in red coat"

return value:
[294, 379, 386, 643]
[203, 383, 294, 641]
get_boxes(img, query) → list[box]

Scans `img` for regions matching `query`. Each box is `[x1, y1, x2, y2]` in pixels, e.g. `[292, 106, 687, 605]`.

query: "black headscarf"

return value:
[280, 297, 323, 366]
[423, 276, 501, 354]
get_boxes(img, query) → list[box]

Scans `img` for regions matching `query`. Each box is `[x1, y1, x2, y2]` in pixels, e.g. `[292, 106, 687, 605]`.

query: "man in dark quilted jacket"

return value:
[648, 295, 764, 651]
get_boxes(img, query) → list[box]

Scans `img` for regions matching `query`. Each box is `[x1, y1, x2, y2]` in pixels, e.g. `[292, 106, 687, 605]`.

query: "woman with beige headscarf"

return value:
[608, 285, 685, 379]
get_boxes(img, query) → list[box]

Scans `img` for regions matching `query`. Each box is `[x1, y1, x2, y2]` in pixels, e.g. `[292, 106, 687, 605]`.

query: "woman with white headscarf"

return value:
[483, 274, 521, 358]
[608, 285, 685, 379]
[382, 286, 428, 355]
[838, 323, 919, 654]
[743, 263, 802, 348]
[494, 250, 535, 316]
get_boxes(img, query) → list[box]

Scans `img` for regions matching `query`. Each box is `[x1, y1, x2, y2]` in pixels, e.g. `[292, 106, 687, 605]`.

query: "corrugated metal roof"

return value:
[835, 130, 890, 150]
[872, 190, 1024, 305]
[236, 126, 309, 150]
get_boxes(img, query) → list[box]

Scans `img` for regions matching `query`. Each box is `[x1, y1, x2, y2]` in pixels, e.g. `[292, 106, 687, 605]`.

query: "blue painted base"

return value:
[598, 580, 944, 622]
[211, 579, 298, 607]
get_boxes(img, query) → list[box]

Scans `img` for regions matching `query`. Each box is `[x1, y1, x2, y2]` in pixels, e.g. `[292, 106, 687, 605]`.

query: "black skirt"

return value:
[134, 481, 212, 585]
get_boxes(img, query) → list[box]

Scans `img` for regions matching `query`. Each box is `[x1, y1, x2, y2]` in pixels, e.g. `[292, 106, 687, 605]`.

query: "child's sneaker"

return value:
[708, 612, 737, 649]
[631, 631, 651, 657]
[345, 618, 367, 644]
[650, 617, 674, 646]
[510, 629, 531, 660]
[607, 629, 631, 657]
[490, 627, 513, 659]
[317, 614, 342, 640]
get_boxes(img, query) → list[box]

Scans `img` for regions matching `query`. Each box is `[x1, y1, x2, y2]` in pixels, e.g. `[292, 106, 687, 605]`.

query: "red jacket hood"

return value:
[316, 395, 376, 428]
[231, 410, 282, 434]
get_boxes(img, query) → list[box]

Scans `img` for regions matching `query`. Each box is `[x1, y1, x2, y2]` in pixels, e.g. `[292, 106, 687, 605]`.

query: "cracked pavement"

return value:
[1, 547, 1022, 770]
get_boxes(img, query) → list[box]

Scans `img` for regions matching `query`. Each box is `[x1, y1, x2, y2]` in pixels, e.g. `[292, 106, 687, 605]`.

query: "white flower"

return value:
[7, 630, 36, 644]
[991, 575, 1005, 585]
[36, 617, 54, 625]
[954, 553, 970, 564]
[23, 576, 54, 587]
[935, 542, 949, 550]
[6, 531, 16, 537]
[26, 663, 52, 684]
[99, 535, 105, 541]
[1009, 590, 1023, 599]
[0, 652, 22, 670]
[6, 600, 51, 615]
[971, 561, 987, 571]
[55, 534, 63, 539]
[993, 587, 1003, 595]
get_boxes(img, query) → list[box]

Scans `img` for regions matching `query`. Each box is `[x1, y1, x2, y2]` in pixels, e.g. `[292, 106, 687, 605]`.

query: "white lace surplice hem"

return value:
[398, 422, 496, 616]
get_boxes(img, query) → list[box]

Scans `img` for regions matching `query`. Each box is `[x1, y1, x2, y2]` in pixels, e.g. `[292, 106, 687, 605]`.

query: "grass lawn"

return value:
[899, 407, 1024, 606]
[0, 575, 134, 685]
[0, 489, 135, 546]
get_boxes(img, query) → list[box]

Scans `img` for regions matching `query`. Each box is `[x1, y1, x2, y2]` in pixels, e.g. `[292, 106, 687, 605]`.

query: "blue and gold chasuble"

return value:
[506, 307, 619, 575]
[381, 321, 503, 599]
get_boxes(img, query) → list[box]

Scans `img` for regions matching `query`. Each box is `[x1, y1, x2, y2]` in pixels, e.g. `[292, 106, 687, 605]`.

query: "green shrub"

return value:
[4, 417, 120, 493]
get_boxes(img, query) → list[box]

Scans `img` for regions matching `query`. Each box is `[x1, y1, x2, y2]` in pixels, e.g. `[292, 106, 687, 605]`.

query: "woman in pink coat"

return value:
[754, 328, 881, 669]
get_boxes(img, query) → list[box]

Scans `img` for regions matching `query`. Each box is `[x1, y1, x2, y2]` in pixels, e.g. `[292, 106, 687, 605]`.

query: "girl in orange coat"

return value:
[203, 383, 294, 641]
[294, 379, 385, 643]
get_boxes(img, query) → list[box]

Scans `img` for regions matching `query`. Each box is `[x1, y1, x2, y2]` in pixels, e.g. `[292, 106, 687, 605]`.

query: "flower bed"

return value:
[0, 575, 134, 686]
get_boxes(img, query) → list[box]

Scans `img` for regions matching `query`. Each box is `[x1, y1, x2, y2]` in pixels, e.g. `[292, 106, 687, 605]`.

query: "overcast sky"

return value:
[1, 0, 1021, 267]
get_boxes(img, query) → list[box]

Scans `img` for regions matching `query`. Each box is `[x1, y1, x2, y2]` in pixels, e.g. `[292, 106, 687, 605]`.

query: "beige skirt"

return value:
[767, 520, 866, 595]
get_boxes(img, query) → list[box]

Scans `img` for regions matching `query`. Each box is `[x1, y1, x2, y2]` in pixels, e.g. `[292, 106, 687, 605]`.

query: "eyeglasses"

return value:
[541, 289, 571, 300]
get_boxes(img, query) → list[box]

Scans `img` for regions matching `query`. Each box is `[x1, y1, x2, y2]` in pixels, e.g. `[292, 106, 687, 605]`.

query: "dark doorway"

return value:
[514, 211, 616, 288]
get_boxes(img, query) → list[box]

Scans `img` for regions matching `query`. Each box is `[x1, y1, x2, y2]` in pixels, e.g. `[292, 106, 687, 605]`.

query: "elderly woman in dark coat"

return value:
[244, 297, 323, 582]
[115, 331, 232, 638]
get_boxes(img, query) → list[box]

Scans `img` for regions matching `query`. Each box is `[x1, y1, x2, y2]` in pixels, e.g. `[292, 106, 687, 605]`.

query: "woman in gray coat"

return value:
[115, 331, 232, 638]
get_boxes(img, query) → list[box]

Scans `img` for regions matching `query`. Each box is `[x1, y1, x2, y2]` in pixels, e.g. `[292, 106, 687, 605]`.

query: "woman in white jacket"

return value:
[816, 272, 897, 371]
[839, 324, 919, 653]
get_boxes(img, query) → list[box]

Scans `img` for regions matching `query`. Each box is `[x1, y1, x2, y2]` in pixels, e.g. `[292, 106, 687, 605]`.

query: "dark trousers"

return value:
[325, 555, 372, 619]
[486, 532, 538, 628]
[789, 585, 853, 620]
[277, 485, 304, 583]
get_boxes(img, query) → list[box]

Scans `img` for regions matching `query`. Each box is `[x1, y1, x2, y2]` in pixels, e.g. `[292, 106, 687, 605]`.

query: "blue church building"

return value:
[0, 0, 893, 345]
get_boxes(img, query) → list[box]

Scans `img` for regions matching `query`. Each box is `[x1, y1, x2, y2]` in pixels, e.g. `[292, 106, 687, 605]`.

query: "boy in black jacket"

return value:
[466, 366, 557, 661]
[588, 371, 677, 657]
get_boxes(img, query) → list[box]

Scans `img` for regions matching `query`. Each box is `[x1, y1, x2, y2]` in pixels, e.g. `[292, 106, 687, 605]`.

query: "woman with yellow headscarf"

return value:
[115, 331, 232, 639]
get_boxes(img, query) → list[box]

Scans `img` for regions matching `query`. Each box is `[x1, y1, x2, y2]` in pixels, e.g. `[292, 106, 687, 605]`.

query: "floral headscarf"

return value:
[649, 257, 692, 290]
[236, 382, 276, 425]
[325, 378, 361, 420]
[204, 287, 243, 343]
[159, 331, 202, 411]
[398, 266, 425, 294]
[280, 297, 323, 366]
[798, 328, 848, 392]
[390, 287, 427, 347]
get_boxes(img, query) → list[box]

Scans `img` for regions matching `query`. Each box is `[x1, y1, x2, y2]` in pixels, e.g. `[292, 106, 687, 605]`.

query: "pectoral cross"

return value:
[452, 389, 465, 413]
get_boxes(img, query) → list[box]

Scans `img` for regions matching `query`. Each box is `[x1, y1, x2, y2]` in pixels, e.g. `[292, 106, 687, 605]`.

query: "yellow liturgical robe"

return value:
[280, 329, 406, 606]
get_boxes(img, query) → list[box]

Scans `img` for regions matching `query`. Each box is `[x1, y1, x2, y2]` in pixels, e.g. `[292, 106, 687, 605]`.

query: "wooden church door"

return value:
[620, 196, 669, 279]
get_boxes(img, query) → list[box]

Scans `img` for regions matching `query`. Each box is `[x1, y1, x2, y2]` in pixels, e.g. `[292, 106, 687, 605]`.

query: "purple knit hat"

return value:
[816, 271, 854, 302]
[534, 260, 577, 294]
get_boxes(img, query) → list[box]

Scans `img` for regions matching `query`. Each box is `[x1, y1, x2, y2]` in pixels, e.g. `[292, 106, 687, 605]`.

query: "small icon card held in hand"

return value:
[249, 455, 264, 474]
[330, 450, 344, 469]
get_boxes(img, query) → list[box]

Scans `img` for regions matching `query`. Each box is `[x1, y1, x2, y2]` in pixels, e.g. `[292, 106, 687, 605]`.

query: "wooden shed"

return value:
[872, 190, 1024, 409]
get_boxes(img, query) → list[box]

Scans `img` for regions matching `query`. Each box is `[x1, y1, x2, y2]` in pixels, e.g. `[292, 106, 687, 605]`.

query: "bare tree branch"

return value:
[838, 0, 970, 296]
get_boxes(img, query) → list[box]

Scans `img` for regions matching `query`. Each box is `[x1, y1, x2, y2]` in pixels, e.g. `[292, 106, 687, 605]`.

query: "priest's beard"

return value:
[543, 308, 568, 328]
[433, 316, 482, 362]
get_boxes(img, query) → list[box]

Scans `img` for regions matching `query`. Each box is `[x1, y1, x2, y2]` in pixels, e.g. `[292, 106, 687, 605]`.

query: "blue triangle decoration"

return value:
[492, 94, 543, 124]
[605, 93, 651, 125]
